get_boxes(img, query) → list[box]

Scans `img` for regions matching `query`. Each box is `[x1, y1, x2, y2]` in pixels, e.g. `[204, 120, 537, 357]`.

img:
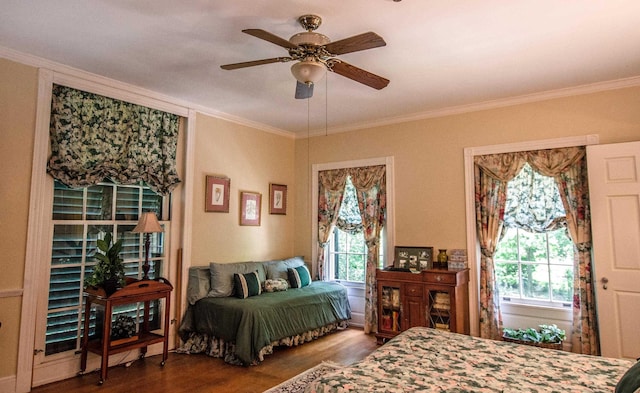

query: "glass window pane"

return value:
[48, 266, 81, 310]
[521, 264, 549, 300]
[518, 230, 547, 262]
[142, 188, 163, 216]
[495, 227, 518, 261]
[118, 225, 139, 261]
[150, 230, 165, 258]
[348, 254, 365, 282]
[52, 225, 84, 265]
[551, 264, 573, 303]
[53, 181, 83, 220]
[548, 228, 574, 265]
[116, 187, 140, 220]
[86, 184, 113, 220]
[46, 309, 80, 355]
[336, 254, 347, 280]
[495, 262, 520, 298]
[85, 225, 114, 264]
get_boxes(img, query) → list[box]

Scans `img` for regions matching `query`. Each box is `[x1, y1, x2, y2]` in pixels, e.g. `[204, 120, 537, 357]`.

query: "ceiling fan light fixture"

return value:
[291, 60, 326, 85]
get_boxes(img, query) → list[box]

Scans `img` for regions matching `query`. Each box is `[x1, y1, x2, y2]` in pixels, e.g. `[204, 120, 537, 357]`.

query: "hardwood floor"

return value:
[32, 327, 377, 393]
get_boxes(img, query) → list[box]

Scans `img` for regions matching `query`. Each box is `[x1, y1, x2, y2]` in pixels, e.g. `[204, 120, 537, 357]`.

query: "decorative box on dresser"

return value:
[376, 268, 469, 344]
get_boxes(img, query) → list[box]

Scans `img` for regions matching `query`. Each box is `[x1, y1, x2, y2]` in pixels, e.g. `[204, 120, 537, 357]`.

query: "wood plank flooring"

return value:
[32, 327, 377, 393]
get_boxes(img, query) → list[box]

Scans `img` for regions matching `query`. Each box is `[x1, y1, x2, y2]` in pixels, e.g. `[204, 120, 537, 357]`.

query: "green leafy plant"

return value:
[85, 232, 125, 289]
[503, 324, 565, 344]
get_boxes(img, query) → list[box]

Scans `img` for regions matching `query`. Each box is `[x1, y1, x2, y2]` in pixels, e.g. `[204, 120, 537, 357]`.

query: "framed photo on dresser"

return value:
[394, 246, 433, 271]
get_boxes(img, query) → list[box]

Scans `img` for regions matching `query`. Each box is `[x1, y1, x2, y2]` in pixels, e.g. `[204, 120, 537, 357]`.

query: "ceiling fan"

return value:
[220, 14, 390, 99]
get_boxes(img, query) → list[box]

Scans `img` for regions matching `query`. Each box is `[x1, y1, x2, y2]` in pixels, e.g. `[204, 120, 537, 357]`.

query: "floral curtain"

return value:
[351, 166, 387, 334]
[474, 152, 525, 339]
[317, 169, 348, 280]
[527, 147, 599, 355]
[48, 84, 181, 195]
[475, 147, 598, 354]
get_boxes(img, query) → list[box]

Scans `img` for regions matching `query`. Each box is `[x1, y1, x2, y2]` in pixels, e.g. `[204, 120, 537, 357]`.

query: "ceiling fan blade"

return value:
[220, 57, 291, 70]
[242, 29, 297, 49]
[330, 61, 389, 90]
[324, 32, 386, 55]
[295, 81, 314, 99]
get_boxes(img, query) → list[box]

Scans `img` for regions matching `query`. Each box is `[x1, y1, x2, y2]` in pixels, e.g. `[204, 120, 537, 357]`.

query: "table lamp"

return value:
[132, 212, 163, 280]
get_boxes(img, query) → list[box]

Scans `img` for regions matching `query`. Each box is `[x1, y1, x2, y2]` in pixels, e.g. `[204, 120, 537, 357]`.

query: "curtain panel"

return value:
[317, 169, 349, 280]
[351, 165, 386, 334]
[48, 84, 181, 195]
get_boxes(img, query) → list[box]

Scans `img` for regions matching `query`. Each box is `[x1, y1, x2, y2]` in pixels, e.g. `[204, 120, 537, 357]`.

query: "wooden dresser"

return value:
[376, 268, 469, 344]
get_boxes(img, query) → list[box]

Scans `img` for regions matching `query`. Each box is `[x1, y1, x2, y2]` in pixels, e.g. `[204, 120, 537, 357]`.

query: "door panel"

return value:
[587, 141, 640, 359]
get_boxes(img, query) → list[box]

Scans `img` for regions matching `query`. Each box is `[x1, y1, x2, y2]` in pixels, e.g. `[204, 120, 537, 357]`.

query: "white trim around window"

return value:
[462, 134, 599, 338]
[17, 68, 194, 392]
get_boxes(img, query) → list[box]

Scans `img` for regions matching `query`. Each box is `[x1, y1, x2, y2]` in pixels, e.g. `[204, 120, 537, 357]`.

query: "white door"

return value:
[587, 141, 640, 359]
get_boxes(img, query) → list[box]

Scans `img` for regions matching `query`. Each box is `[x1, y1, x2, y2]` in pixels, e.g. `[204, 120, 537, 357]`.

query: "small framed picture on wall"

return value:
[205, 176, 230, 213]
[240, 191, 262, 226]
[269, 183, 287, 215]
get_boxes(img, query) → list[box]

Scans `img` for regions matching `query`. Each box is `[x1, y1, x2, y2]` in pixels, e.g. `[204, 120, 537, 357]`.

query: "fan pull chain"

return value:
[325, 75, 328, 137]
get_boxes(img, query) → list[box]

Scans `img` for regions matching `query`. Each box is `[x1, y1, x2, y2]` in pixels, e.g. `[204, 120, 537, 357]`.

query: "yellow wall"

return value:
[293, 87, 640, 262]
[0, 58, 37, 379]
[190, 113, 296, 264]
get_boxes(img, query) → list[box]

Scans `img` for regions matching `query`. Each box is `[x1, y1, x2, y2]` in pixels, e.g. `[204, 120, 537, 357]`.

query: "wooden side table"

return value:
[80, 277, 172, 385]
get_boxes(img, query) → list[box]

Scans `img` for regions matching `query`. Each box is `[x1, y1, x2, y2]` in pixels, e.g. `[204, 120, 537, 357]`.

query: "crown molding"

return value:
[298, 75, 640, 139]
[0, 45, 296, 139]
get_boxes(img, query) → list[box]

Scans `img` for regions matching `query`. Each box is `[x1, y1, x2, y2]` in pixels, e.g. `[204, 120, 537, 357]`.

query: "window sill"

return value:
[330, 280, 365, 290]
[500, 301, 572, 321]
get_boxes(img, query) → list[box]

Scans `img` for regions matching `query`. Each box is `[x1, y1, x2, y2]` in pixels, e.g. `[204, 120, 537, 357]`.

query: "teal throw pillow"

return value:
[616, 359, 640, 393]
[288, 265, 311, 288]
[234, 271, 262, 299]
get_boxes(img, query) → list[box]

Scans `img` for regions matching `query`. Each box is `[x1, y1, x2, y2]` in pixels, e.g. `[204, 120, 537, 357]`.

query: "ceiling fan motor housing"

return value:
[289, 32, 331, 47]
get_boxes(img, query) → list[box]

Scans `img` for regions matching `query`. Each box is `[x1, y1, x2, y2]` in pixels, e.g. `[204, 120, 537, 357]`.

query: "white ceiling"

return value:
[2, 0, 640, 136]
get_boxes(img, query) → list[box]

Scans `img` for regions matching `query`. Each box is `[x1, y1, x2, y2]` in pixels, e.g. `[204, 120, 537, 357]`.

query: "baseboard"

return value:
[0, 374, 16, 393]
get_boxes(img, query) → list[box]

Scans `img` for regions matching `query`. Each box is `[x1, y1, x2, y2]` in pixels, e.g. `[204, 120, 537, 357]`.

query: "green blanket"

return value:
[179, 281, 351, 364]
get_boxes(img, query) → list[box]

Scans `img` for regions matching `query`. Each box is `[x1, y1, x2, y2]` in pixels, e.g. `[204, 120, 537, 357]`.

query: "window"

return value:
[326, 177, 384, 283]
[46, 180, 169, 356]
[494, 164, 574, 307]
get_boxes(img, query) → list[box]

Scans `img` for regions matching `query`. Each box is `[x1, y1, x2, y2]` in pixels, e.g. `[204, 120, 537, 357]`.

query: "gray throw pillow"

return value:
[208, 261, 266, 297]
[265, 256, 305, 281]
[186, 266, 211, 305]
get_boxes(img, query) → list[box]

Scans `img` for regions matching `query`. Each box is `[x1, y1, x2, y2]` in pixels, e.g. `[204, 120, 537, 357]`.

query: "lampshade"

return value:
[132, 212, 163, 233]
[291, 60, 326, 85]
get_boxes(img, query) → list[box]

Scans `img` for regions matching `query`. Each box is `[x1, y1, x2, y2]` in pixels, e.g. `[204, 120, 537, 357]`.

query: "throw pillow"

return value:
[616, 359, 640, 393]
[264, 278, 289, 292]
[288, 265, 311, 288]
[234, 271, 262, 299]
[209, 261, 266, 297]
[266, 256, 305, 281]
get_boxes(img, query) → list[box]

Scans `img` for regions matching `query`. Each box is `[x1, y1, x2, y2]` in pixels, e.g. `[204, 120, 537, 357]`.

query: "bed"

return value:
[305, 327, 637, 393]
[178, 258, 351, 366]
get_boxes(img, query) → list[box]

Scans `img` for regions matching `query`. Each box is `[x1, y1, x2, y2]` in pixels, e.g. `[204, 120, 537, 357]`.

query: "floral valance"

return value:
[47, 84, 181, 195]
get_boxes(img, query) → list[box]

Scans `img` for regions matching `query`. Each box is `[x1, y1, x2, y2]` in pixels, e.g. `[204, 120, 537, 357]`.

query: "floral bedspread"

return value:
[305, 327, 634, 393]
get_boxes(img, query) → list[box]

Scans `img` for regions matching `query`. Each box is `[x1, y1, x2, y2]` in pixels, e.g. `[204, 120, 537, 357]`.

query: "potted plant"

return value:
[503, 324, 566, 350]
[85, 232, 125, 296]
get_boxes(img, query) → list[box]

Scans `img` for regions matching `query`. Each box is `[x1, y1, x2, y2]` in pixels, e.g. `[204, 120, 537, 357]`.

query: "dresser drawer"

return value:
[424, 271, 457, 285]
[404, 283, 423, 297]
